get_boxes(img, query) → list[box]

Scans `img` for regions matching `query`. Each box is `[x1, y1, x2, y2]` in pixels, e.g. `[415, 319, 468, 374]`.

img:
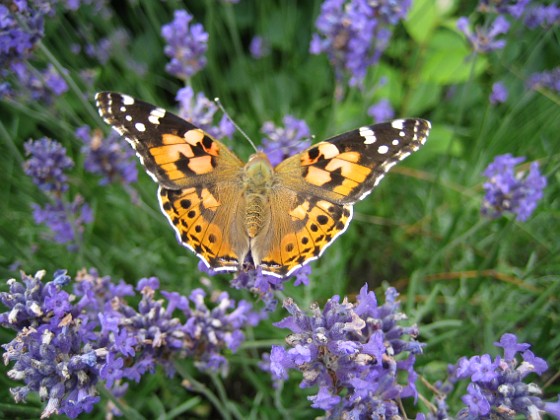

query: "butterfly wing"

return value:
[261, 119, 431, 277]
[95, 92, 244, 189]
[95, 92, 246, 272]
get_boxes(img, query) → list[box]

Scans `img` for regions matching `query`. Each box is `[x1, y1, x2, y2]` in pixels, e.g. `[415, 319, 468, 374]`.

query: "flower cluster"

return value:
[0, 2, 68, 102]
[76, 125, 138, 186]
[449, 334, 560, 418]
[368, 98, 395, 123]
[260, 115, 311, 166]
[310, 0, 411, 89]
[0, 269, 261, 418]
[457, 15, 510, 53]
[265, 285, 423, 418]
[527, 67, 560, 94]
[161, 10, 208, 80]
[23, 138, 92, 248]
[482, 154, 547, 222]
[249, 35, 270, 59]
[176, 86, 235, 140]
[199, 262, 312, 312]
[490, 81, 508, 105]
[23, 137, 73, 192]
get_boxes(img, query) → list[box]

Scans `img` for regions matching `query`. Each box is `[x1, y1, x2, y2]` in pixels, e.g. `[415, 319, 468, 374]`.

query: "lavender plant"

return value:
[265, 285, 422, 418]
[23, 138, 92, 249]
[0, 269, 261, 418]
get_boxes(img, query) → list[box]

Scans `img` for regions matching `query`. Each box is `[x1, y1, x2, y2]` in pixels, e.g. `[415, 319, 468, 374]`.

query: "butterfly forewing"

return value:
[276, 119, 430, 205]
[95, 92, 243, 190]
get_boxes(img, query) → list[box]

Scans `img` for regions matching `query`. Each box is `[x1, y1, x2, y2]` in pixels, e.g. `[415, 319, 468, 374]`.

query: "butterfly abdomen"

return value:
[243, 153, 275, 238]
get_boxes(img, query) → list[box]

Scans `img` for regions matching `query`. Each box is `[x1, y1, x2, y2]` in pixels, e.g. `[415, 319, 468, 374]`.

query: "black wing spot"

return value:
[317, 215, 329, 225]
[302, 237, 309, 245]
[202, 136, 213, 149]
[208, 233, 217, 244]
[180, 199, 191, 209]
[195, 225, 202, 233]
[187, 210, 196, 218]
[308, 147, 320, 160]
[285, 243, 294, 253]
[310, 224, 319, 232]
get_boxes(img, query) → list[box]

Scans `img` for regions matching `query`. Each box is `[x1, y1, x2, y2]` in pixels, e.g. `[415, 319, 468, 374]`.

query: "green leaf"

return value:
[405, 0, 439, 45]
[419, 28, 487, 84]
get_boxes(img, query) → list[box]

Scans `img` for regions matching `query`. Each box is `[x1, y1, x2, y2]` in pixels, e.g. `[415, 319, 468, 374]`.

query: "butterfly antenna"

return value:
[214, 97, 259, 152]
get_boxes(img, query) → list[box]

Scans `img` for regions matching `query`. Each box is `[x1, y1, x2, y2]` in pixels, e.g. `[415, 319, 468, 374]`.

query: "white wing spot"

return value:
[391, 119, 405, 130]
[135, 122, 146, 132]
[120, 106, 126, 112]
[377, 145, 389, 155]
[399, 131, 405, 137]
[359, 127, 377, 144]
[125, 115, 132, 121]
[392, 139, 399, 146]
[122, 95, 135, 105]
[148, 108, 166, 125]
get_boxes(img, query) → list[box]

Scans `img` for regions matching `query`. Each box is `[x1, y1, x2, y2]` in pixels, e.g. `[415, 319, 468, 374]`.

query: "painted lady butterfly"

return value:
[95, 92, 430, 278]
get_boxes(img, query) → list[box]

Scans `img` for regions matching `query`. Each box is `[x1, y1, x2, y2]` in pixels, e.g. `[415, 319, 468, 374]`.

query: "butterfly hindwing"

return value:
[95, 92, 243, 190]
[158, 185, 245, 273]
[259, 192, 353, 277]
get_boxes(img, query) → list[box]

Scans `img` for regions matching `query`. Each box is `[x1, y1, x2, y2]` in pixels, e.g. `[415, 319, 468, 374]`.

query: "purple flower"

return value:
[3, 61, 68, 103]
[260, 115, 311, 166]
[494, 332, 530, 361]
[489, 81, 508, 104]
[264, 285, 423, 417]
[477, 0, 530, 18]
[524, 3, 560, 29]
[368, 98, 395, 122]
[176, 86, 235, 140]
[1, 268, 262, 417]
[482, 154, 547, 221]
[76, 125, 138, 185]
[32, 196, 93, 248]
[23, 137, 73, 193]
[527, 67, 560, 93]
[457, 15, 510, 53]
[161, 10, 208, 80]
[249, 35, 269, 58]
[0, 3, 45, 68]
[310, 0, 411, 88]
[462, 383, 491, 416]
[451, 333, 559, 418]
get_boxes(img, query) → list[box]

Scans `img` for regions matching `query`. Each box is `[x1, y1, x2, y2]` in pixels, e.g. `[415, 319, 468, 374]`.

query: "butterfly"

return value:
[95, 92, 430, 278]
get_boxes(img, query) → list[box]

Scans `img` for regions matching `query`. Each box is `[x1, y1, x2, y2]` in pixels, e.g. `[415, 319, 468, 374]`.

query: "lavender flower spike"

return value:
[176, 86, 235, 140]
[310, 0, 412, 88]
[482, 154, 547, 221]
[260, 115, 311, 166]
[76, 125, 138, 185]
[266, 284, 422, 418]
[161, 10, 208, 80]
[457, 15, 510, 53]
[23, 138, 74, 193]
[454, 333, 560, 418]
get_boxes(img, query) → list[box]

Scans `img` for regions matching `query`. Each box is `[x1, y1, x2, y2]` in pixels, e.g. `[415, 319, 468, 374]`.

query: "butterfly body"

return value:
[95, 92, 430, 278]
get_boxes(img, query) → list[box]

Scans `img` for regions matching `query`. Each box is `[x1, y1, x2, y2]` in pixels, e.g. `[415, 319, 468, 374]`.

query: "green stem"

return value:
[36, 40, 100, 123]
[209, 373, 243, 420]
[174, 363, 231, 420]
